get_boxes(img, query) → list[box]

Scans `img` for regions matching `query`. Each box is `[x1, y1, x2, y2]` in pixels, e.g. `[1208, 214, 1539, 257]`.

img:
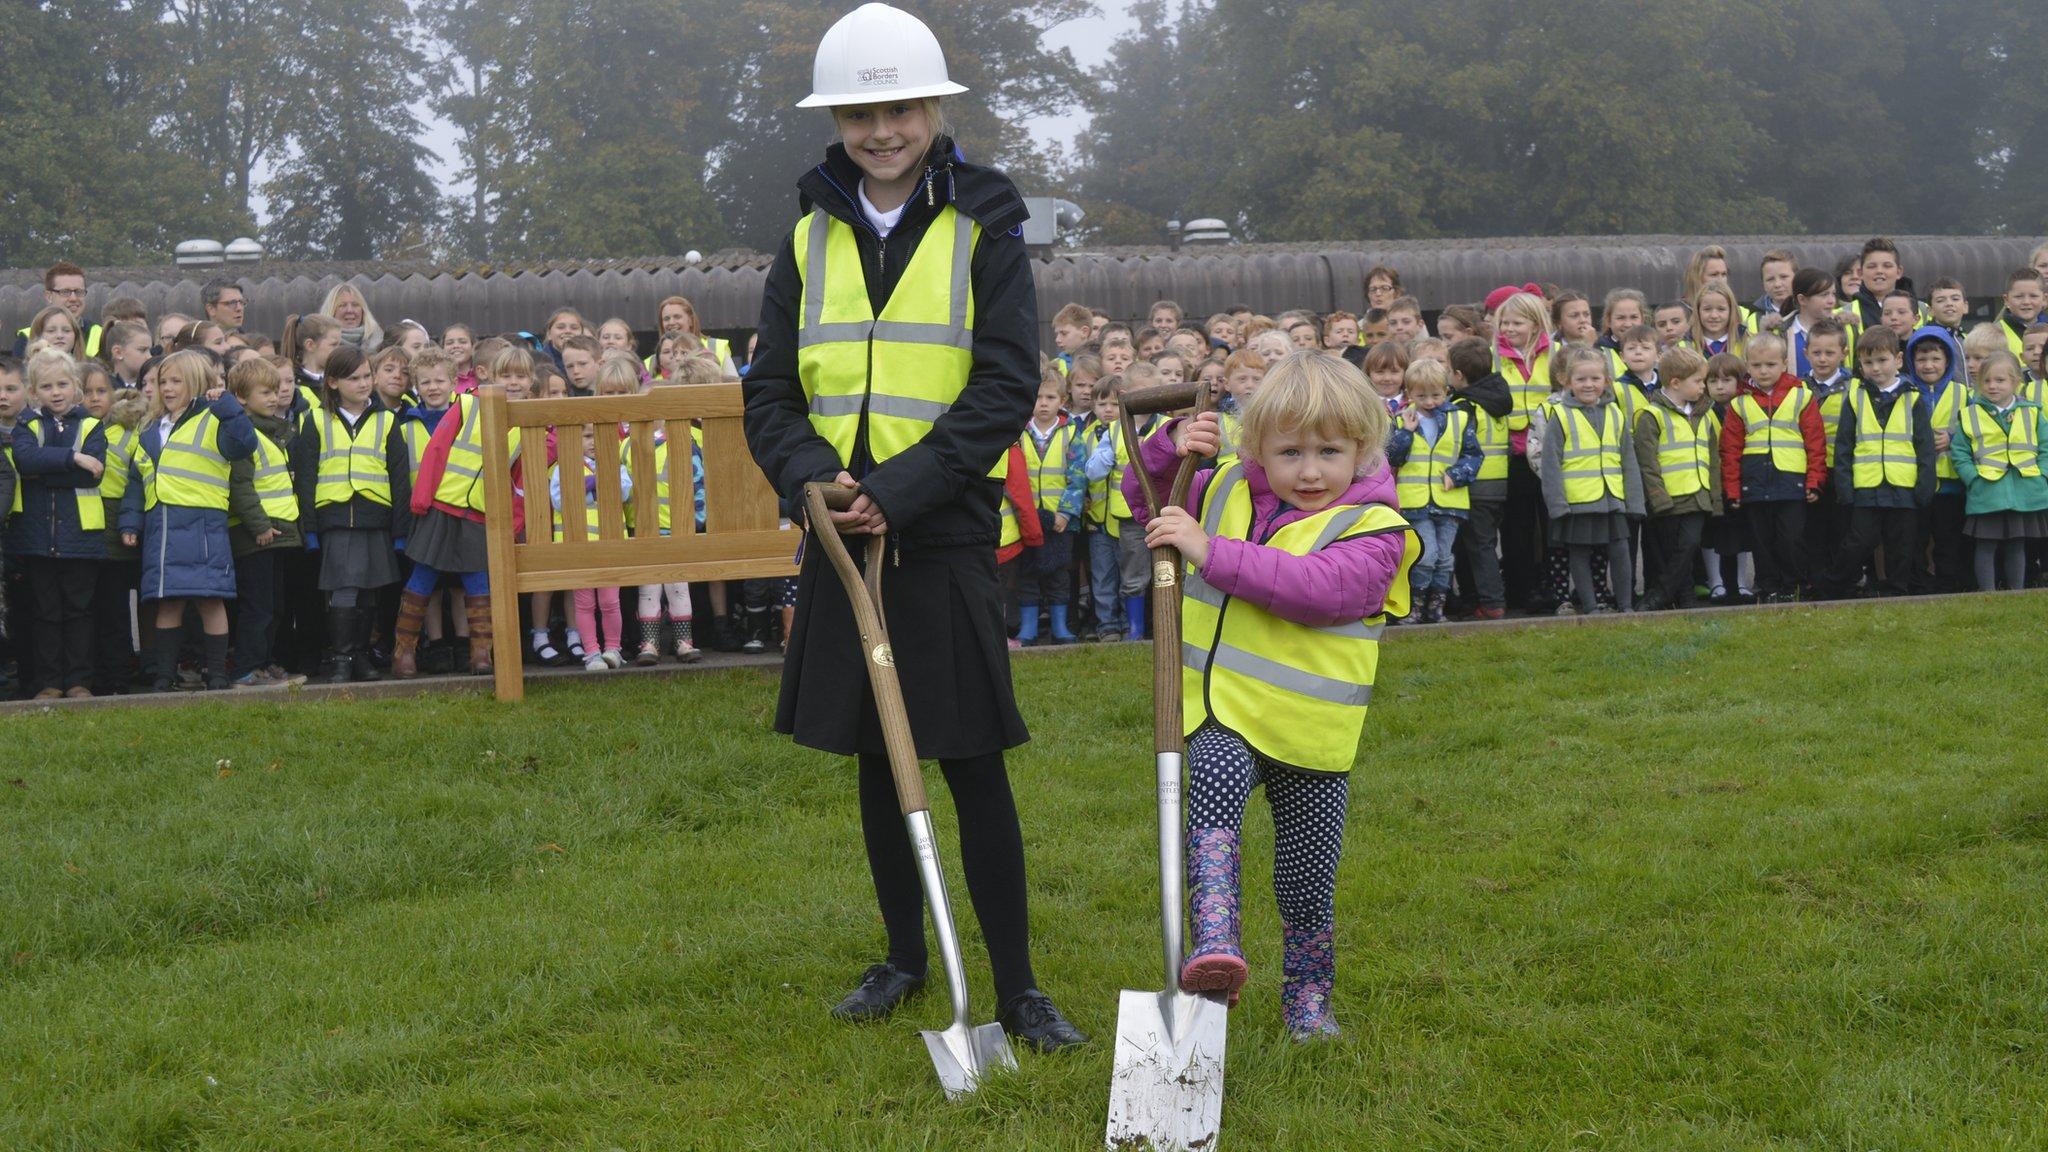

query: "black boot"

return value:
[326, 608, 358, 685]
[351, 607, 384, 682]
[741, 606, 770, 654]
[830, 962, 926, 1023]
[150, 625, 182, 692]
[202, 632, 231, 691]
[997, 989, 1088, 1052]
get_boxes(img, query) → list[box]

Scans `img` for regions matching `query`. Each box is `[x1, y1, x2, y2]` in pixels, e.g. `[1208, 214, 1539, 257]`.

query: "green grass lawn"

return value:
[6, 597, 2048, 1150]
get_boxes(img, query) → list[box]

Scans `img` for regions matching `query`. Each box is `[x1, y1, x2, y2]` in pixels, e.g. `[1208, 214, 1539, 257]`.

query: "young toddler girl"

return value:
[1129, 350, 1416, 1041]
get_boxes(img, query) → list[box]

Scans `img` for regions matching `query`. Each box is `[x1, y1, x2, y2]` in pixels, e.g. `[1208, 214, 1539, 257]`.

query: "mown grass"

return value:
[6, 597, 2048, 1150]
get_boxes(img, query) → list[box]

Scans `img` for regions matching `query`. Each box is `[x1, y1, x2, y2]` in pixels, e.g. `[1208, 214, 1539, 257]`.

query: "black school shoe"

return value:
[997, 989, 1088, 1052]
[831, 962, 926, 1022]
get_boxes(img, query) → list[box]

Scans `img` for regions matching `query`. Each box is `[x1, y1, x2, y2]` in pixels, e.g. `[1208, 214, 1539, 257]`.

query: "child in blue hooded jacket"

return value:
[1905, 325, 1970, 592]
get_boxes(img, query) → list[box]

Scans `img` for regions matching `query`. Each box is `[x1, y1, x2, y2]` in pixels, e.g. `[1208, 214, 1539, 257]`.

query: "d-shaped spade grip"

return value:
[804, 482, 925, 816]
[1119, 380, 1204, 417]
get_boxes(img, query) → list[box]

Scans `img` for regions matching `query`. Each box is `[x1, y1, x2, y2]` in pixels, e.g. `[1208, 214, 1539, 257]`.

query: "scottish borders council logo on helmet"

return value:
[797, 3, 969, 108]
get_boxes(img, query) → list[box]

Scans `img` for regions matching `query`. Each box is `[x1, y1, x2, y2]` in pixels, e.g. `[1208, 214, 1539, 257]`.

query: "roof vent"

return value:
[175, 239, 225, 267]
[223, 237, 264, 264]
[1181, 218, 1233, 245]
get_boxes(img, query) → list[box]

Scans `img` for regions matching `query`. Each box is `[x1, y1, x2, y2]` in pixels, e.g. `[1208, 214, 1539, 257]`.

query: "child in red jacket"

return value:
[996, 441, 1044, 646]
[1719, 333, 1826, 601]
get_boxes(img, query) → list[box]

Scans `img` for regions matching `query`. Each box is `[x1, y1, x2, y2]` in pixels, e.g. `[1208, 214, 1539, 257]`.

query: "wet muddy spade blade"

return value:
[1106, 407, 1228, 1149]
[1106, 751, 1228, 1150]
[804, 483, 1016, 1100]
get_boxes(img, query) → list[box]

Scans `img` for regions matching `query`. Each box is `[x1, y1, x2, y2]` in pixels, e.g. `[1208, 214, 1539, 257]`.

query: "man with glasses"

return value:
[202, 278, 246, 334]
[14, 261, 103, 358]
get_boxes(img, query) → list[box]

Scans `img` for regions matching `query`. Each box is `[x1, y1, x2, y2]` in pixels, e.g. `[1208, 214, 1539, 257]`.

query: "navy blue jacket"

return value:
[11, 407, 108, 559]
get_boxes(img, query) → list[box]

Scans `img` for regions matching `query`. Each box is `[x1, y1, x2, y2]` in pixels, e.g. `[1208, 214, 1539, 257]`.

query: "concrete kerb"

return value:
[3, 587, 2035, 715]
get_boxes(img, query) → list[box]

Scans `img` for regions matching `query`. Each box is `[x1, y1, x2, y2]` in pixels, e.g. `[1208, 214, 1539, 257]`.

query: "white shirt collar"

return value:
[857, 180, 907, 239]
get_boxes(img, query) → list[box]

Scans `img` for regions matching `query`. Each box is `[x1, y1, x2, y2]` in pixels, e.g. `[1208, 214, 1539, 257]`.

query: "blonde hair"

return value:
[149, 350, 221, 422]
[1657, 345, 1709, 383]
[226, 357, 279, 404]
[317, 282, 383, 348]
[408, 346, 453, 386]
[25, 349, 80, 395]
[672, 356, 724, 386]
[833, 96, 949, 140]
[488, 343, 535, 381]
[1976, 351, 2025, 391]
[1961, 323, 2008, 360]
[1682, 245, 1731, 302]
[1744, 332, 1787, 364]
[1401, 357, 1448, 399]
[592, 353, 642, 395]
[1240, 351, 1387, 473]
[1494, 292, 1551, 347]
[1689, 283, 1748, 357]
[1553, 345, 1610, 389]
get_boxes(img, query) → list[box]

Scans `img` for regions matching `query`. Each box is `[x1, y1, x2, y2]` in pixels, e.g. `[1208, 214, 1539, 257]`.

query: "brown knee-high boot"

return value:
[466, 593, 494, 675]
[390, 588, 431, 679]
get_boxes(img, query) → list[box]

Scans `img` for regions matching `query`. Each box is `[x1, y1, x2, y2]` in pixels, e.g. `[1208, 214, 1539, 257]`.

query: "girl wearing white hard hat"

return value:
[742, 3, 1086, 1052]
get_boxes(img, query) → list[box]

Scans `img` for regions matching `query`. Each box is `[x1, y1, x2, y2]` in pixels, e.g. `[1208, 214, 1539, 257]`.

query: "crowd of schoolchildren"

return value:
[9, 235, 2047, 699]
[1006, 237, 2048, 642]
[1, 264, 773, 698]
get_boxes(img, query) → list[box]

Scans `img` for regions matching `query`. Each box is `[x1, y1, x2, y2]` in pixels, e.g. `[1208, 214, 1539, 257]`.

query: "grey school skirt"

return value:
[319, 526, 402, 591]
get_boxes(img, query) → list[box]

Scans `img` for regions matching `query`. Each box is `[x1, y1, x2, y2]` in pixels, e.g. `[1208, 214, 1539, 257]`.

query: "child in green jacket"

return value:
[1950, 352, 2048, 591]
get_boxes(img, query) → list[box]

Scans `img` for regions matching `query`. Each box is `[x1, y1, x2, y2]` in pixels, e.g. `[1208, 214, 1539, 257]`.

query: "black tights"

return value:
[857, 750, 1036, 1006]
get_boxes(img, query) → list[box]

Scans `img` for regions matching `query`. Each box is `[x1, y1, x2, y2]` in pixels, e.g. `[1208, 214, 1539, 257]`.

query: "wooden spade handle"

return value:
[804, 483, 925, 816]
[1120, 395, 1211, 758]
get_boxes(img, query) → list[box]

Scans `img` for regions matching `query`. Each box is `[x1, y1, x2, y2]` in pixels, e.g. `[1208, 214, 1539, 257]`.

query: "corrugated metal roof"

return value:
[5, 235, 2038, 343]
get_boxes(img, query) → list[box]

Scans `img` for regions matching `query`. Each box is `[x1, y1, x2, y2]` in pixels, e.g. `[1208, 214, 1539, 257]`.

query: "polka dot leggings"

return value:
[1186, 723, 1349, 933]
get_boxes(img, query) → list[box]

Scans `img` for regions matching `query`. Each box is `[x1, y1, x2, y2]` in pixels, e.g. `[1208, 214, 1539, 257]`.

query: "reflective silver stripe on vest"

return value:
[153, 464, 230, 489]
[1182, 641, 1374, 707]
[1967, 408, 2040, 469]
[1558, 407, 1616, 479]
[1181, 486, 1382, 631]
[442, 462, 482, 479]
[797, 209, 975, 351]
[809, 391, 957, 422]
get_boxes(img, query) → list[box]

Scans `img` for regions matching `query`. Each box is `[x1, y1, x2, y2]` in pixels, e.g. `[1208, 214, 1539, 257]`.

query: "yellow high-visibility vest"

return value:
[1022, 422, 1073, 513]
[1924, 379, 1965, 482]
[25, 415, 106, 531]
[99, 423, 141, 507]
[1960, 401, 2042, 482]
[229, 428, 299, 526]
[1497, 347, 1551, 432]
[1557, 404, 1627, 505]
[1646, 403, 1717, 499]
[1464, 402, 1508, 482]
[137, 408, 232, 512]
[1848, 384, 1919, 490]
[792, 205, 1004, 483]
[1394, 409, 1471, 511]
[314, 408, 393, 508]
[1730, 384, 1812, 476]
[1182, 462, 1418, 773]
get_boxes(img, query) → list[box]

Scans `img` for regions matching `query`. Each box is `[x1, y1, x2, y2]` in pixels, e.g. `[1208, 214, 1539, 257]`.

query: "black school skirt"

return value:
[776, 538, 1030, 760]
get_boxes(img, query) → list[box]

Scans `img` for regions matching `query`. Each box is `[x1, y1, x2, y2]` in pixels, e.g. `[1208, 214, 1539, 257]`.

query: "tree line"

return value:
[8, 0, 2041, 270]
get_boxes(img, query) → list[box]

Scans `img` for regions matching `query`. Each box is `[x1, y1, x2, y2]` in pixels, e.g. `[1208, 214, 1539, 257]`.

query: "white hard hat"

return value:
[797, 3, 969, 109]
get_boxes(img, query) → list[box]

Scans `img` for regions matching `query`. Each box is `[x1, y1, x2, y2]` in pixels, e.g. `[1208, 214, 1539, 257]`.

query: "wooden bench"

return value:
[478, 383, 799, 701]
